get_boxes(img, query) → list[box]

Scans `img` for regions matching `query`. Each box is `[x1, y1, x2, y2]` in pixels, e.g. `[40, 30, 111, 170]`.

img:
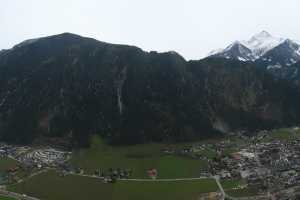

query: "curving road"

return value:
[0, 189, 40, 200]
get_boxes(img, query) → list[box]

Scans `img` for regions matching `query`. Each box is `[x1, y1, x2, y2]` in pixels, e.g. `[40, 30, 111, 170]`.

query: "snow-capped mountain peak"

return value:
[206, 31, 300, 86]
[210, 41, 255, 61]
[251, 30, 272, 40]
[242, 31, 284, 58]
[209, 31, 300, 64]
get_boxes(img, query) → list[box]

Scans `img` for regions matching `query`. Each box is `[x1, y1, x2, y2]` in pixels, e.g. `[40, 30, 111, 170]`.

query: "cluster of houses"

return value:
[58, 165, 134, 183]
[160, 128, 300, 199]
[0, 143, 30, 159]
[18, 148, 71, 168]
[1, 128, 300, 198]
[0, 143, 72, 185]
[98, 168, 133, 180]
[208, 134, 300, 199]
[0, 143, 70, 169]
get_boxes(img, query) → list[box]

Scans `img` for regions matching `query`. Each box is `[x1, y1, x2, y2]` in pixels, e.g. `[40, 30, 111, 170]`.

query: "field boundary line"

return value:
[68, 173, 210, 182]
[119, 177, 210, 182]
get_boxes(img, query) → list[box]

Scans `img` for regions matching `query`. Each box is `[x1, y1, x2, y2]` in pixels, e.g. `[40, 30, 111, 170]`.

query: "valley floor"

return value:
[8, 170, 219, 200]
[1, 127, 300, 199]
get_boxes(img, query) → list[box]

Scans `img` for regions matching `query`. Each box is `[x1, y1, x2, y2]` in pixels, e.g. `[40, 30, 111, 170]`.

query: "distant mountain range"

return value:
[208, 31, 300, 64]
[1, 33, 300, 146]
[208, 31, 300, 86]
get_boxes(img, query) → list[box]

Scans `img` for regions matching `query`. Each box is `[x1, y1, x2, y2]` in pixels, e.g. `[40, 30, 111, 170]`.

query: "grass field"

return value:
[0, 158, 18, 172]
[194, 148, 217, 159]
[71, 136, 209, 178]
[226, 188, 258, 197]
[220, 179, 259, 197]
[221, 179, 243, 190]
[0, 195, 16, 200]
[264, 128, 300, 142]
[9, 170, 219, 200]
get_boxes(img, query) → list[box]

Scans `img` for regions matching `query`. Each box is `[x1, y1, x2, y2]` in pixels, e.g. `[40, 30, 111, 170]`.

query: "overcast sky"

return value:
[1, 0, 300, 60]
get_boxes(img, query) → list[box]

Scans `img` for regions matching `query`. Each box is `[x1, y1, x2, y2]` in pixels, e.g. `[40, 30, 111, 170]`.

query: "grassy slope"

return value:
[9, 170, 218, 200]
[270, 128, 300, 141]
[71, 136, 208, 178]
[0, 158, 18, 172]
[0, 196, 16, 200]
[258, 128, 300, 143]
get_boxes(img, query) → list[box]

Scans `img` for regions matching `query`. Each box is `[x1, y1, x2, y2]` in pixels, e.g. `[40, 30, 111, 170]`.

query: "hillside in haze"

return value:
[0, 33, 300, 146]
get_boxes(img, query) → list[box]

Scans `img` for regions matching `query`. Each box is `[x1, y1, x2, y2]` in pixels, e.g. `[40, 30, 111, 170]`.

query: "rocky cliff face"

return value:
[0, 33, 300, 146]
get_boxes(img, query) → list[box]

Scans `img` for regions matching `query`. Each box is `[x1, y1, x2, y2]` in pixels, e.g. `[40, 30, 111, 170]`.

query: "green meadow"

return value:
[71, 136, 209, 178]
[0, 196, 16, 200]
[9, 170, 218, 200]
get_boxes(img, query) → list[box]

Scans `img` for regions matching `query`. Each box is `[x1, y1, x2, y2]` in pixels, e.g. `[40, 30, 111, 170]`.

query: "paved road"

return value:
[213, 175, 226, 200]
[68, 172, 105, 179]
[119, 177, 209, 182]
[0, 189, 40, 200]
[9, 169, 49, 187]
[213, 175, 241, 200]
[69, 172, 210, 182]
[1, 169, 48, 200]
